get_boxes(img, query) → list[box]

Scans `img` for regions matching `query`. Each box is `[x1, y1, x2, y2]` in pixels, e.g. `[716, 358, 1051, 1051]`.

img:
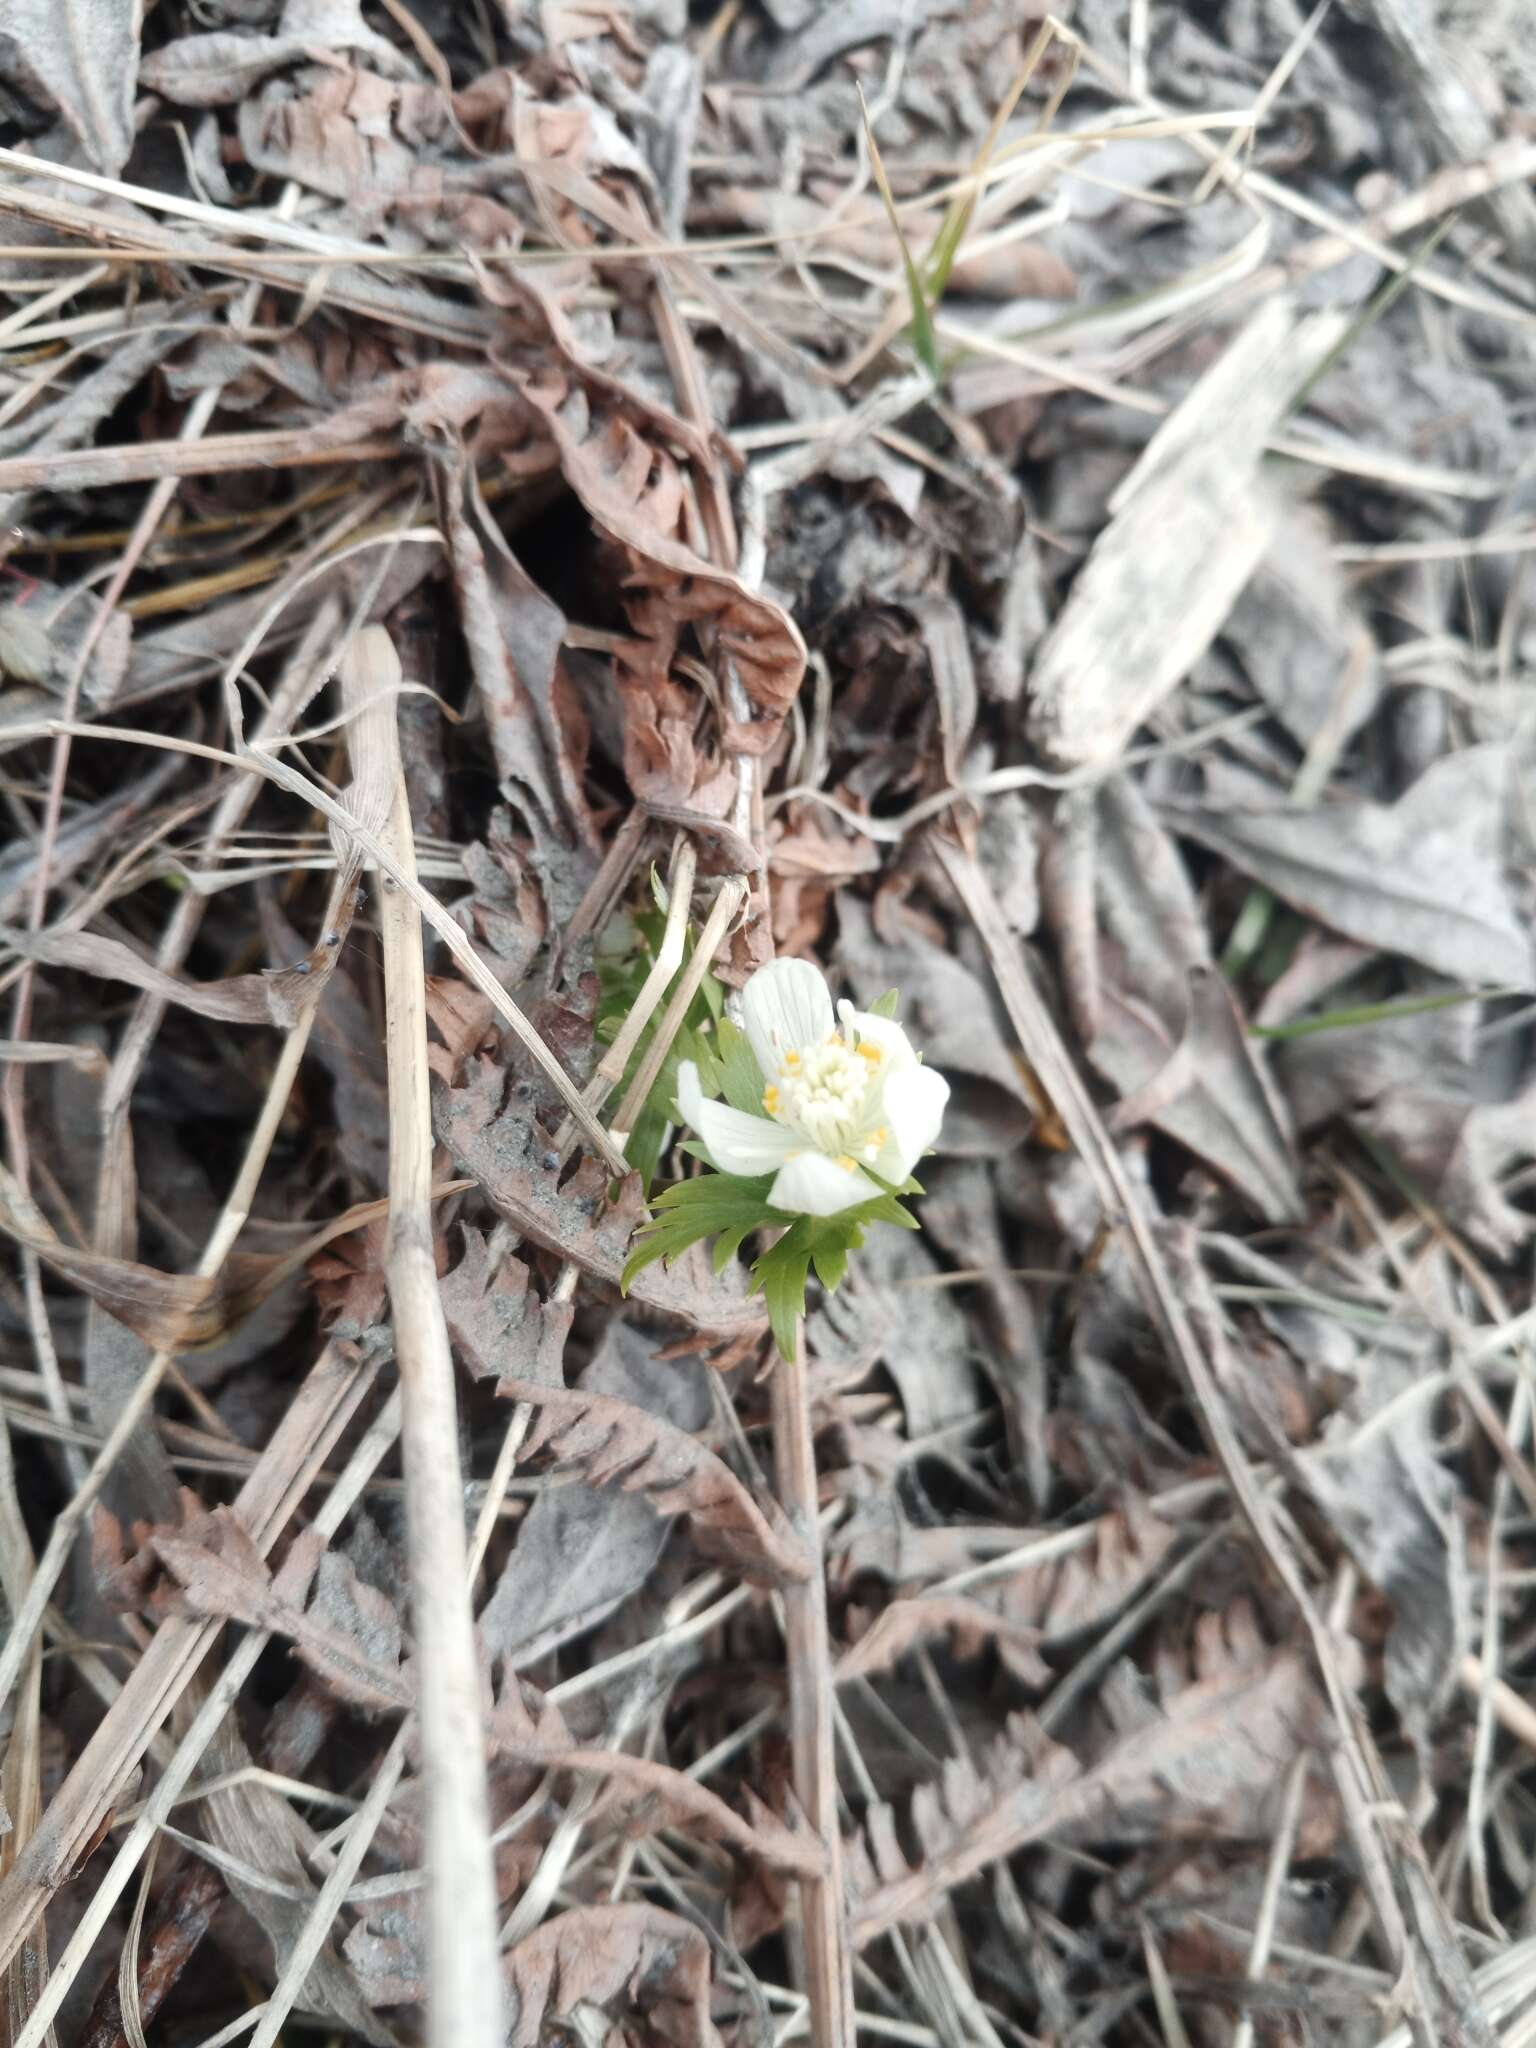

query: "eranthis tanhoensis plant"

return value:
[623, 959, 948, 1358]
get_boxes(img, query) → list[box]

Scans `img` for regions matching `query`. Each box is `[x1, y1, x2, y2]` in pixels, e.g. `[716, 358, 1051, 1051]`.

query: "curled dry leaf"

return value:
[838, 1497, 1178, 1687]
[515, 370, 807, 749]
[440, 451, 594, 845]
[0, 572, 129, 707]
[499, 1378, 809, 1584]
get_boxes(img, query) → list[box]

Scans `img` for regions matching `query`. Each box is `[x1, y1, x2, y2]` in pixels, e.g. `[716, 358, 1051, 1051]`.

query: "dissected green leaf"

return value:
[755, 1227, 813, 1364]
[623, 1156, 920, 1358]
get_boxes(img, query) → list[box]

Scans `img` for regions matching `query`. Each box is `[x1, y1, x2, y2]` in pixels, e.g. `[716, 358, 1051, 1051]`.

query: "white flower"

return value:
[676, 959, 949, 1218]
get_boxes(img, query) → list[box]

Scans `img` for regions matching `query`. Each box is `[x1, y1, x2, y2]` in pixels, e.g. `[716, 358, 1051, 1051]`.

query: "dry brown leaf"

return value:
[515, 370, 807, 748]
[0, 920, 344, 1030]
[237, 65, 521, 247]
[492, 1677, 821, 1877]
[435, 1046, 766, 1336]
[838, 1499, 1177, 1687]
[499, 1378, 809, 1584]
[504, 1903, 723, 2048]
[149, 1519, 411, 1715]
[0, 1164, 450, 1353]
[141, 14, 409, 106]
[849, 1602, 1332, 1945]
[439, 1227, 573, 1389]
[838, 1595, 1049, 1688]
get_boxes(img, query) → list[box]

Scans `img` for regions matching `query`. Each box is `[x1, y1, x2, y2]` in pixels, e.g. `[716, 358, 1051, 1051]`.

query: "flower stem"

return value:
[771, 1315, 854, 2048]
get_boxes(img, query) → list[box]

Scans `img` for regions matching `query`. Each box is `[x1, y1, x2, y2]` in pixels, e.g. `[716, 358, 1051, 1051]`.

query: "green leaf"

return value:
[859, 85, 939, 380]
[753, 1225, 813, 1363]
[810, 1235, 851, 1292]
[868, 988, 901, 1020]
[715, 1015, 766, 1117]
[620, 1170, 778, 1294]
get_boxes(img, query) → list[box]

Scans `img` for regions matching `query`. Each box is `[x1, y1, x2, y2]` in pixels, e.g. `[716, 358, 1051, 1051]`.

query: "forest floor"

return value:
[1, 3, 1536, 2046]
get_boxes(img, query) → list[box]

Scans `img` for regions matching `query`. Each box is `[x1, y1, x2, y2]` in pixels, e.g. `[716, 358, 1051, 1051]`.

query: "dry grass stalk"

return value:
[340, 624, 503, 2048]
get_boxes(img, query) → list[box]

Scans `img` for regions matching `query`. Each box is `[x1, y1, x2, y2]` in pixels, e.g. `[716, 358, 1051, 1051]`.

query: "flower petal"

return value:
[676, 1060, 798, 1176]
[769, 1150, 878, 1217]
[874, 1063, 949, 1182]
[742, 958, 835, 1077]
[837, 1000, 917, 1075]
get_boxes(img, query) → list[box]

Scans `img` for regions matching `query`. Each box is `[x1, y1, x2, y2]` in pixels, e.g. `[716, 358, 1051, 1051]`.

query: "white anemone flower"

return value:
[676, 959, 949, 1218]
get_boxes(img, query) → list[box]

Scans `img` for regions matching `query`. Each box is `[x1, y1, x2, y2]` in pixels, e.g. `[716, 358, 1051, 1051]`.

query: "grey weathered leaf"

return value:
[1220, 506, 1379, 749]
[1162, 747, 1536, 989]
[1026, 301, 1348, 769]
[1293, 1340, 1469, 1745]
[1080, 779, 1303, 1222]
[477, 1322, 713, 1667]
[1359, 1077, 1536, 1258]
[0, 0, 143, 172]
[1094, 968, 1303, 1224]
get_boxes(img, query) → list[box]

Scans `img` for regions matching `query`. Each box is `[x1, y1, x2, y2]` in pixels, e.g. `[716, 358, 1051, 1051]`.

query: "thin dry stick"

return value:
[606, 875, 746, 1153]
[772, 1318, 855, 2048]
[554, 839, 696, 1157]
[342, 625, 503, 2048]
[0, 426, 402, 496]
[1230, 1750, 1311, 2048]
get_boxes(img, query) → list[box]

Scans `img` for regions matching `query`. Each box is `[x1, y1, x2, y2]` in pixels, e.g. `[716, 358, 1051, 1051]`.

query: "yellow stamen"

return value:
[762, 1085, 780, 1114]
[838, 1155, 857, 1170]
[782, 1050, 801, 1070]
[856, 1041, 882, 1063]
[873, 1128, 887, 1146]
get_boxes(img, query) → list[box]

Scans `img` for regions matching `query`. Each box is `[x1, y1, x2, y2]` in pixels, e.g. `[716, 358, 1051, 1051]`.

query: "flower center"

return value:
[765, 1035, 879, 1153]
